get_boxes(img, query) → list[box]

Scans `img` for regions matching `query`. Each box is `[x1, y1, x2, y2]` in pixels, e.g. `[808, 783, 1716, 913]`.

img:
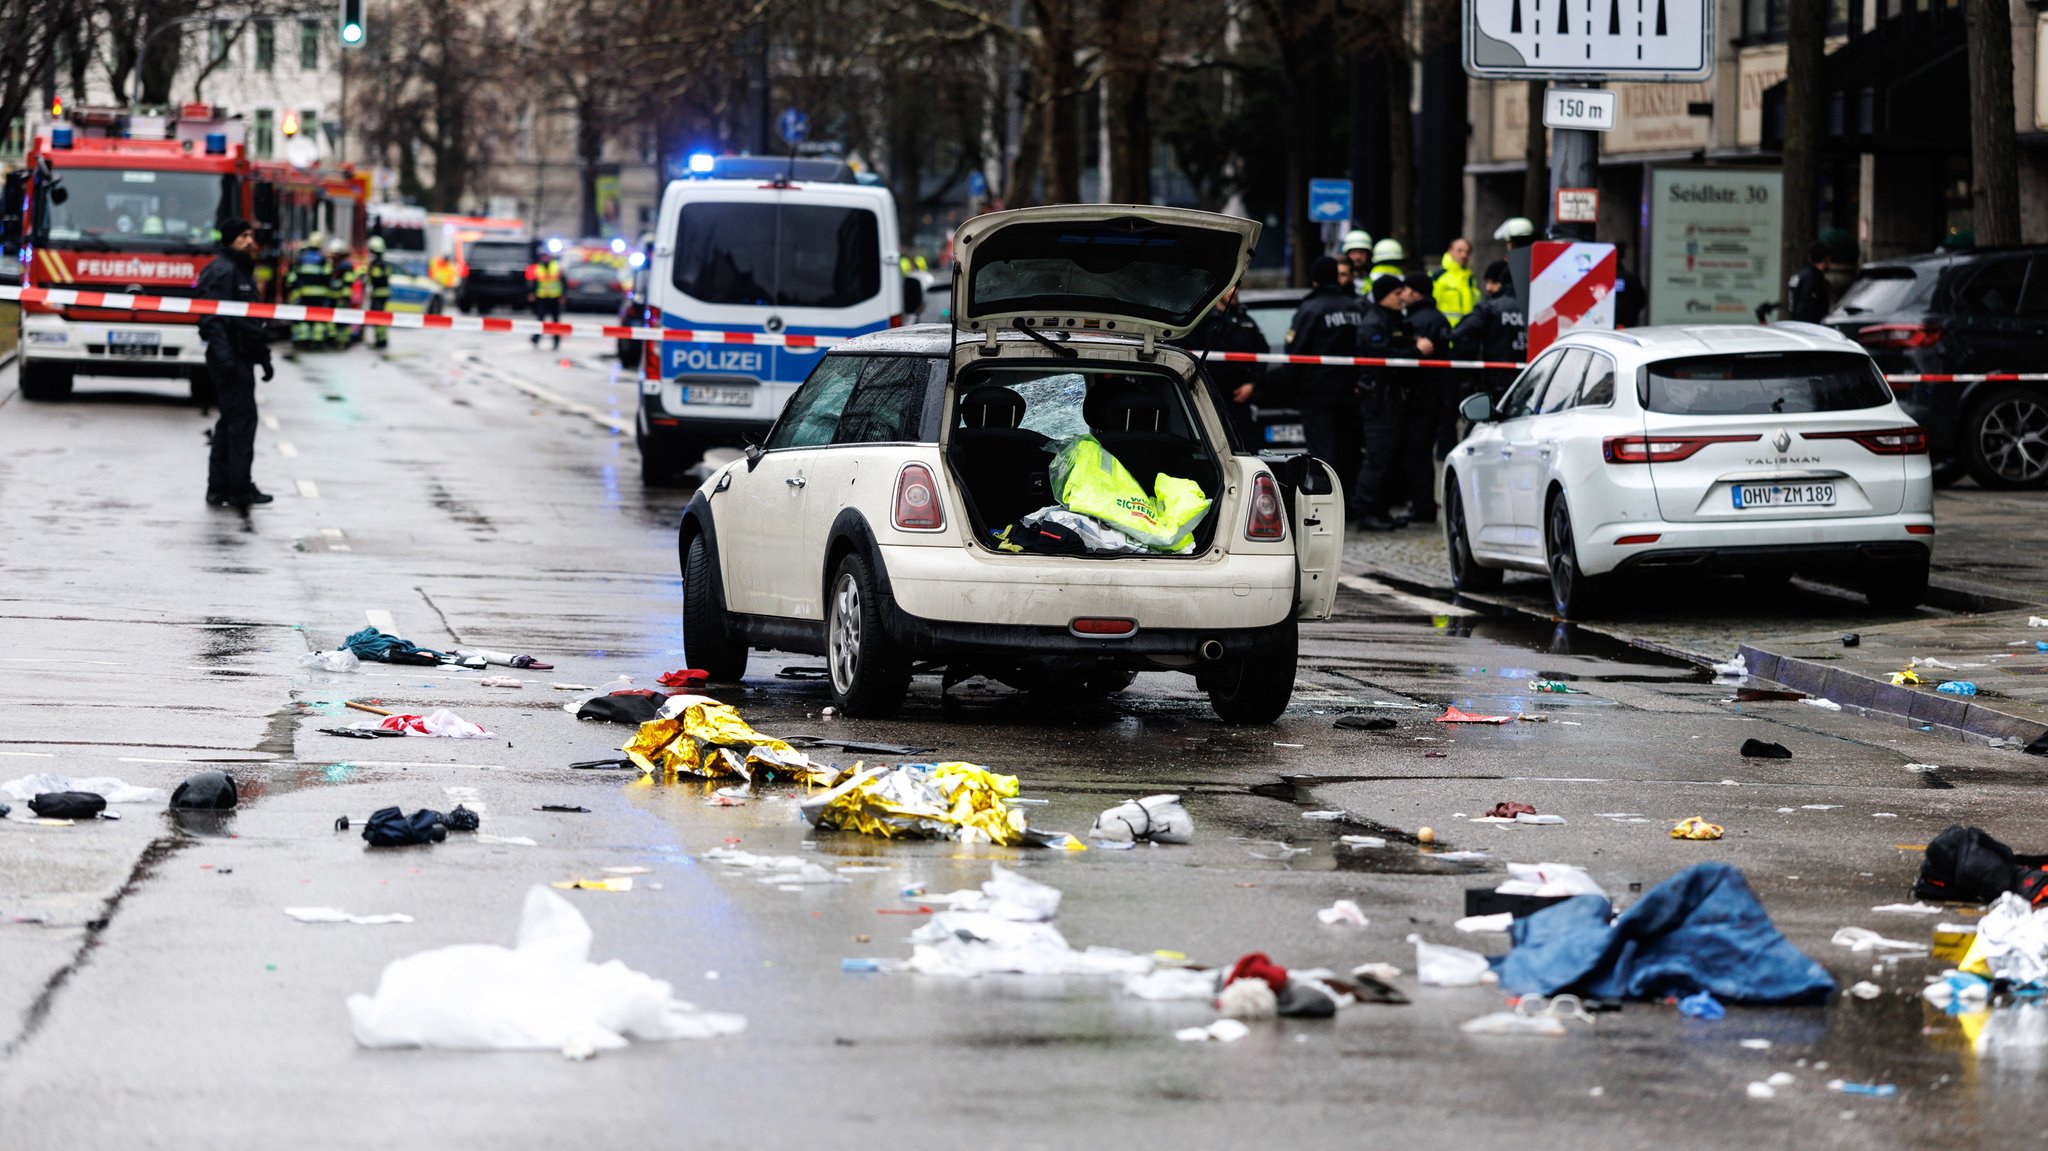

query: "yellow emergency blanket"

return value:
[622, 695, 835, 785]
[1049, 435, 1212, 552]
[799, 761, 1081, 849]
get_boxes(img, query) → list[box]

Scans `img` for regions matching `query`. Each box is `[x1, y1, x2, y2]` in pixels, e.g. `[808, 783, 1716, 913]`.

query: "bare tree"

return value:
[1779, 0, 1824, 306]
[349, 0, 513, 212]
[1964, 0, 2020, 245]
[0, 0, 71, 138]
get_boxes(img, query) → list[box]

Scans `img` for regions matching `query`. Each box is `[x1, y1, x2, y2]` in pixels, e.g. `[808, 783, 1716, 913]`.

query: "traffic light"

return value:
[339, 0, 365, 45]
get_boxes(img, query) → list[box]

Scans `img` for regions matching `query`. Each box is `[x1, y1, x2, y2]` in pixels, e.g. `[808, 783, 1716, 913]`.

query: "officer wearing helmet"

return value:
[1340, 229, 1373, 293]
[1369, 238, 1406, 280]
[285, 231, 334, 354]
[327, 237, 356, 349]
[364, 236, 394, 350]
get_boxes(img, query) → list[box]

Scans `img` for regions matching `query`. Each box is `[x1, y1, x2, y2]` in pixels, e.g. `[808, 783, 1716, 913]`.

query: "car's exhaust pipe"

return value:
[1197, 639, 1225, 663]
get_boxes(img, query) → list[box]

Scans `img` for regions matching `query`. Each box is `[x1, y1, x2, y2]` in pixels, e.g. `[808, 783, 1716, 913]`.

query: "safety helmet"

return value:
[307, 231, 327, 249]
[367, 236, 386, 254]
[1494, 216, 1536, 241]
[1340, 229, 1373, 254]
[327, 238, 348, 256]
[1371, 238, 1404, 263]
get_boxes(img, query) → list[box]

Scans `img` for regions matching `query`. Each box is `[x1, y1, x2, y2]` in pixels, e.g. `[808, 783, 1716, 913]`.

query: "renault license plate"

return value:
[680, 384, 753, 406]
[1733, 482, 1835, 508]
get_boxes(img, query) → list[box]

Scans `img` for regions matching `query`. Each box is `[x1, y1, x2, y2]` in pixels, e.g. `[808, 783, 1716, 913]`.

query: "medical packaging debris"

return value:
[1936, 681, 1979, 697]
[342, 625, 448, 666]
[458, 649, 554, 670]
[1456, 913, 1515, 934]
[170, 772, 238, 811]
[1740, 739, 1792, 759]
[1090, 794, 1194, 844]
[480, 676, 523, 689]
[1800, 698, 1843, 711]
[1955, 893, 2048, 986]
[1828, 1081, 1897, 1098]
[1409, 935, 1494, 987]
[287, 907, 413, 925]
[1175, 1020, 1250, 1043]
[1710, 653, 1748, 679]
[703, 847, 847, 886]
[1847, 981, 1883, 1000]
[800, 762, 1081, 849]
[347, 884, 744, 1056]
[1300, 810, 1347, 822]
[1317, 900, 1368, 927]
[2, 774, 164, 804]
[623, 695, 831, 784]
[903, 910, 1147, 978]
[911, 864, 1063, 920]
[1492, 863, 1835, 1005]
[353, 709, 494, 738]
[301, 649, 361, 673]
[1677, 990, 1725, 1020]
[1671, 817, 1724, 841]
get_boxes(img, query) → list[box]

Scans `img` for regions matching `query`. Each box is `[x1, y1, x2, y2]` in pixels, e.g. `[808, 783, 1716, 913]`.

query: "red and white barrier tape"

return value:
[6, 285, 2045, 380]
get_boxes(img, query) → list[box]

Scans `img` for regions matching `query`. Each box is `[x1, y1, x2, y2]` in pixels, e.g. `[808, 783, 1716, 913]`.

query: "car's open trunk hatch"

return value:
[945, 363, 1224, 556]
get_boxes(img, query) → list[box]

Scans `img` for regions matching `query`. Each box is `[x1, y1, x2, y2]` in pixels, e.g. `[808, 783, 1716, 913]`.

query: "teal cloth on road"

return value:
[342, 626, 447, 664]
[1491, 862, 1836, 1004]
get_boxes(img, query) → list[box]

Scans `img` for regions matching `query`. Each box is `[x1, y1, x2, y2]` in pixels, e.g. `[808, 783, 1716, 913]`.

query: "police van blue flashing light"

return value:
[628, 251, 645, 268]
[609, 237, 626, 254]
[545, 238, 564, 254]
[687, 151, 717, 175]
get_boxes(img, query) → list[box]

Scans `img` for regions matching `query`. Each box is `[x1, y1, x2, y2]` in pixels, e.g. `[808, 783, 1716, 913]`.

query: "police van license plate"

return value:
[680, 384, 753, 406]
[1733, 482, 1835, 508]
[1264, 423, 1306, 446]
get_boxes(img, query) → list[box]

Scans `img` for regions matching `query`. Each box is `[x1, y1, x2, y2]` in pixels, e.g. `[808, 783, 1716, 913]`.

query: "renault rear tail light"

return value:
[893, 463, 944, 531]
[1602, 434, 1760, 464]
[1245, 473, 1287, 540]
[1801, 427, 1929, 454]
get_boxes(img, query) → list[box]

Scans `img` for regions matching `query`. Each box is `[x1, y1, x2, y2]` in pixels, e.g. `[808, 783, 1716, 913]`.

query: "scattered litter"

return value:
[775, 666, 830, 680]
[1740, 1038, 1773, 1050]
[360, 709, 494, 738]
[625, 696, 832, 784]
[1493, 863, 1835, 1004]
[1746, 1081, 1778, 1099]
[342, 625, 447, 666]
[1456, 913, 1514, 934]
[601, 866, 652, 876]
[1935, 681, 1978, 697]
[1915, 657, 1961, 671]
[1300, 810, 1347, 822]
[1272, 742, 1304, 749]
[1710, 653, 1748, 679]
[1831, 927, 1927, 955]
[536, 805, 591, 814]
[569, 758, 632, 770]
[1497, 862, 1606, 899]
[1800, 698, 1843, 712]
[1244, 841, 1312, 860]
[1889, 667, 1924, 687]
[1175, 1019, 1251, 1043]
[1734, 688, 1806, 702]
[705, 786, 750, 807]
[458, 649, 554, 671]
[902, 905, 1150, 979]
[170, 772, 239, 811]
[1841, 633, 1860, 647]
[479, 676, 523, 689]
[1913, 824, 2044, 903]
[1528, 680, 1587, 694]
[1847, 981, 1882, 1000]
[2, 774, 164, 804]
[703, 848, 849, 887]
[1480, 802, 1536, 820]
[1124, 968, 1219, 1001]
[286, 907, 413, 925]
[1801, 804, 1842, 811]
[1436, 706, 1513, 724]
[1417, 827, 1436, 843]
[1339, 835, 1388, 849]
[655, 669, 710, 689]
[1435, 850, 1490, 862]
[26, 792, 109, 820]
[347, 885, 744, 1055]
[1740, 739, 1792, 760]
[1462, 1010, 1566, 1037]
[319, 726, 406, 739]
[1316, 900, 1367, 928]
[783, 737, 938, 756]
[1957, 892, 2048, 985]
[1334, 715, 1397, 731]
[1409, 935, 1493, 987]
[1089, 794, 1194, 844]
[576, 694, 664, 725]
[801, 763, 1080, 849]
[552, 877, 634, 893]
[362, 807, 449, 847]
[1827, 1080, 1897, 1098]
[1873, 812, 1898, 819]
[1676, 990, 1724, 1020]
[301, 649, 361, 673]
[476, 834, 538, 847]
[1514, 813, 1567, 826]
[2031, 616, 2048, 627]
[1922, 971, 1992, 1009]
[1872, 903, 1943, 915]
[1902, 763, 1940, 774]
[1671, 817, 1724, 841]
[552, 683, 593, 691]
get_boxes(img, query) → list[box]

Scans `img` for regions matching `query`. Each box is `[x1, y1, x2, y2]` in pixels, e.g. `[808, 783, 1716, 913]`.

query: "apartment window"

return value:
[301, 108, 322, 147]
[255, 21, 274, 71]
[1743, 0, 1851, 38]
[208, 24, 229, 66]
[252, 109, 274, 160]
[300, 20, 319, 70]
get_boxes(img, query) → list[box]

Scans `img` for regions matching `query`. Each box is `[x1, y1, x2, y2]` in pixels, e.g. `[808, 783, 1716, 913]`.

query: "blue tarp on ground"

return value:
[1491, 862, 1836, 1004]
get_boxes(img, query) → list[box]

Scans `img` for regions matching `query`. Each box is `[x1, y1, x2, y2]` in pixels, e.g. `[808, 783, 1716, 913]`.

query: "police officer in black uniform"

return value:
[1282, 256, 1366, 501]
[1179, 286, 1269, 447]
[1352, 274, 1414, 532]
[195, 218, 276, 508]
[1398, 271, 1452, 524]
[1786, 240, 1833, 323]
[1451, 260, 1527, 401]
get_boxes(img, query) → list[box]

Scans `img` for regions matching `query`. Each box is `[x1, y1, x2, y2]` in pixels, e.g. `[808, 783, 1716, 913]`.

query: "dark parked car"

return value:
[1828, 248, 2048, 488]
[563, 260, 627, 313]
[1234, 286, 1307, 454]
[456, 239, 536, 314]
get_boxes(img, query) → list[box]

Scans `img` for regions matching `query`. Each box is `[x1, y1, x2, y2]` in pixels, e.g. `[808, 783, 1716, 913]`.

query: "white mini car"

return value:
[1444, 323, 1935, 617]
[676, 206, 1344, 723]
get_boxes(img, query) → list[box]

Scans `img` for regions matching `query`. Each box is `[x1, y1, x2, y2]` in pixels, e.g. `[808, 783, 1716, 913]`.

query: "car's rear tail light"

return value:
[1854, 322, 1943, 350]
[1245, 473, 1287, 540]
[1801, 426, 1929, 454]
[1906, 524, 1936, 536]
[1615, 534, 1662, 546]
[1071, 618, 1136, 637]
[892, 463, 944, 531]
[1602, 434, 1760, 464]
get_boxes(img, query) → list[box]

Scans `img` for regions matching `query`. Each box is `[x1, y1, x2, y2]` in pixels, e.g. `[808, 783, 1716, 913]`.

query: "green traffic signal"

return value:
[339, 0, 364, 45]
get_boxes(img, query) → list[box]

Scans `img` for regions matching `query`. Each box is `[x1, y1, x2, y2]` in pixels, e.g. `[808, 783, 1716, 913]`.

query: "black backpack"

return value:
[1915, 825, 2048, 903]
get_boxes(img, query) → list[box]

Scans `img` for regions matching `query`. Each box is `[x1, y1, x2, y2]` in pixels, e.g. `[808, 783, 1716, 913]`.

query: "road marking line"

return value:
[118, 756, 195, 764]
[328, 543, 352, 552]
[365, 609, 395, 631]
[320, 527, 345, 539]
[0, 750, 56, 758]
[295, 479, 320, 498]
[1338, 574, 1474, 617]
[278, 442, 298, 458]
[460, 353, 630, 434]
[262, 415, 280, 430]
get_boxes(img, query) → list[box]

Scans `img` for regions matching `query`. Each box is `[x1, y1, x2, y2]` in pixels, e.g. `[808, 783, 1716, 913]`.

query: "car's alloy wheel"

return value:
[825, 553, 909, 716]
[1444, 477, 1501, 593]
[1965, 389, 2048, 488]
[1545, 493, 1603, 619]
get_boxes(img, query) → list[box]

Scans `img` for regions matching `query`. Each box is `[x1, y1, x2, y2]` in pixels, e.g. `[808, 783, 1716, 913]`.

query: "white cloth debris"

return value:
[1353, 963, 1402, 982]
[1902, 764, 1940, 774]
[1497, 862, 1606, 898]
[2030, 616, 2048, 627]
[479, 676, 523, 688]
[1124, 968, 1219, 1001]
[355, 709, 495, 738]
[1969, 893, 2048, 987]
[2, 774, 165, 804]
[300, 649, 360, 672]
[1831, 927, 1928, 954]
[1339, 835, 1388, 849]
[1175, 1019, 1250, 1043]
[1409, 934, 1493, 987]
[1300, 810, 1347, 821]
[1746, 1082, 1777, 1099]
[1455, 913, 1515, 934]
[904, 912, 1153, 978]
[346, 885, 744, 1056]
[286, 907, 413, 926]
[1710, 653, 1748, 678]
[1871, 903, 1944, 915]
[1316, 899, 1368, 927]
[1089, 794, 1194, 844]
[703, 846, 848, 886]
[1800, 698, 1843, 712]
[1847, 981, 1883, 1000]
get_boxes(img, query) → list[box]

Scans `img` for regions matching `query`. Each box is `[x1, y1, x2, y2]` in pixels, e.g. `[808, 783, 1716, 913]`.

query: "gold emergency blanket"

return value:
[623, 695, 834, 785]
[800, 761, 1080, 848]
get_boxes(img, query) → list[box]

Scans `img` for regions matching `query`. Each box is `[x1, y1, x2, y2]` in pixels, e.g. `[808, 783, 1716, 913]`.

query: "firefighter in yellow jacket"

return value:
[526, 245, 564, 350]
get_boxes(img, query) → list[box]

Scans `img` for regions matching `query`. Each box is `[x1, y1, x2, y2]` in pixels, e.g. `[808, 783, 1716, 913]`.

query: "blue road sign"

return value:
[778, 108, 809, 146]
[1308, 179, 1353, 223]
[967, 169, 989, 198]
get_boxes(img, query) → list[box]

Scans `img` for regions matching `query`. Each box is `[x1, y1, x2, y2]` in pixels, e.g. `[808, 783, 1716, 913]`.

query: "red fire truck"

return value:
[1, 103, 253, 402]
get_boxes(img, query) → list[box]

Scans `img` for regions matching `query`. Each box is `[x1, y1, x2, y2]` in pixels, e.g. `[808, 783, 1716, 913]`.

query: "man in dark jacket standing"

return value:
[1283, 257, 1365, 506]
[1180, 286, 1269, 448]
[195, 219, 275, 507]
[1398, 272, 1452, 524]
[1352, 275, 1421, 531]
[1451, 260, 1527, 400]
[1786, 241, 1833, 323]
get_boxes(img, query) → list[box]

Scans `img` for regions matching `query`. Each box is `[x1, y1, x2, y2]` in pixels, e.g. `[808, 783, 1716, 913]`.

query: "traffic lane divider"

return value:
[2, 286, 2037, 379]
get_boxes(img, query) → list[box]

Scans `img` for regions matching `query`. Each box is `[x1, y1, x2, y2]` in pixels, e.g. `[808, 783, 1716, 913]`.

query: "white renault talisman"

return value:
[1444, 324, 1935, 617]
[676, 206, 1344, 722]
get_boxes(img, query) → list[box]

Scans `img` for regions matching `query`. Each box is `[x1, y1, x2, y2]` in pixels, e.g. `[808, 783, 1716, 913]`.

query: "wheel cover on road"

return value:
[1547, 499, 1577, 606]
[828, 572, 862, 694]
[1979, 396, 2048, 482]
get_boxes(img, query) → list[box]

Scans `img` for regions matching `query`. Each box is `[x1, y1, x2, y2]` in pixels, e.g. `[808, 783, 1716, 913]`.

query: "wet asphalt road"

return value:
[1, 336, 2045, 1150]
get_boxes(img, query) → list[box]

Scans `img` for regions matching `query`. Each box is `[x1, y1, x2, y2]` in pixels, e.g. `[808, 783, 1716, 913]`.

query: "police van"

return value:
[637, 173, 917, 484]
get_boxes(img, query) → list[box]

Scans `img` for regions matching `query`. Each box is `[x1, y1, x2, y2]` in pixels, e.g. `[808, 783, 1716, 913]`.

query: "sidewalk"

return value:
[1342, 486, 2048, 745]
